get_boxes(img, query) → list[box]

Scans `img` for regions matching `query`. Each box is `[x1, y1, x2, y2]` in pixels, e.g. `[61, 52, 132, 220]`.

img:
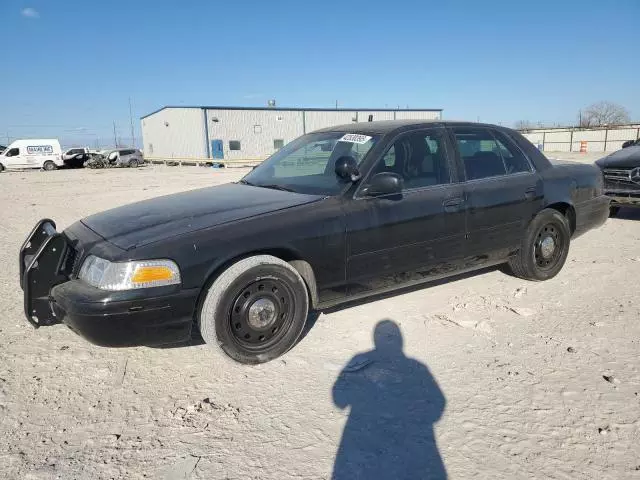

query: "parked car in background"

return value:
[84, 148, 143, 169]
[85, 148, 144, 168]
[61, 147, 90, 168]
[0, 145, 6, 154]
[0, 139, 63, 172]
[596, 141, 640, 216]
[622, 138, 640, 149]
[20, 120, 610, 364]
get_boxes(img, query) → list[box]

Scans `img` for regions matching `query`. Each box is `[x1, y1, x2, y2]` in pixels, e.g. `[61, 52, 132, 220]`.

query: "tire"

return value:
[128, 158, 139, 168]
[42, 161, 57, 171]
[609, 206, 620, 217]
[507, 208, 571, 281]
[0, 163, 4, 173]
[198, 255, 309, 364]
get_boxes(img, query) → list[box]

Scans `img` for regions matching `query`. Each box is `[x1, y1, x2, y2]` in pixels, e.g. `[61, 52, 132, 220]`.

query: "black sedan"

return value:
[21, 120, 609, 364]
[596, 142, 640, 216]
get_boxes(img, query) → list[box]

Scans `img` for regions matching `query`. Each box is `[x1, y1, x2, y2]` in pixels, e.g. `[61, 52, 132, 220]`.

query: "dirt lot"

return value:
[1, 163, 639, 479]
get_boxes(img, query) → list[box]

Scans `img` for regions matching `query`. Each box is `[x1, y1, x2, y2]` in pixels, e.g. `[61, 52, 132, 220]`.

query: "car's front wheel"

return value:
[508, 208, 571, 281]
[0, 163, 4, 173]
[198, 255, 309, 364]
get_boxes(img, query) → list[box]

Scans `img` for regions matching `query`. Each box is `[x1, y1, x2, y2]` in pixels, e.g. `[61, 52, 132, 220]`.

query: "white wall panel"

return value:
[206, 109, 303, 160]
[141, 108, 206, 158]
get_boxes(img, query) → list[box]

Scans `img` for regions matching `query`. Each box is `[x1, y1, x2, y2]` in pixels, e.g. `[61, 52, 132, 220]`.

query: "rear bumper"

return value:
[574, 195, 610, 238]
[20, 219, 198, 347]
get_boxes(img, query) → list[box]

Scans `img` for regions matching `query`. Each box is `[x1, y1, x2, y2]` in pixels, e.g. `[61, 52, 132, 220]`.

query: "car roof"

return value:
[312, 119, 507, 135]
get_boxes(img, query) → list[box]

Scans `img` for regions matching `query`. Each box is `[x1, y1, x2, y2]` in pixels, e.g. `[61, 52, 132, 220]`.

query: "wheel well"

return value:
[199, 249, 319, 312]
[546, 202, 576, 234]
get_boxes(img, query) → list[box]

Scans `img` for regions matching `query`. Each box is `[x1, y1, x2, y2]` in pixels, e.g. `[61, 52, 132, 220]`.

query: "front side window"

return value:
[370, 130, 451, 190]
[5, 148, 19, 157]
[241, 131, 379, 195]
[229, 141, 241, 151]
[453, 127, 507, 180]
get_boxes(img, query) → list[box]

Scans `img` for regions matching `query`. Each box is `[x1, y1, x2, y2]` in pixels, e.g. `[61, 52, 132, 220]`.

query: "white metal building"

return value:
[140, 106, 443, 161]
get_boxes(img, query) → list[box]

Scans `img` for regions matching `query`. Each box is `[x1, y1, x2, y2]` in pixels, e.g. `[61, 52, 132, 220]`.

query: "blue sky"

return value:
[2, 0, 639, 147]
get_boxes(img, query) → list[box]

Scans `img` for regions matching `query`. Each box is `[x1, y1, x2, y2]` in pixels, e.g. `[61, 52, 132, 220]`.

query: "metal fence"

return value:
[520, 124, 640, 153]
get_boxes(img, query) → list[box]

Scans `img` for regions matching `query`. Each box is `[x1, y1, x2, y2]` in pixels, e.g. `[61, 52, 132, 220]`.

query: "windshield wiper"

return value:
[237, 179, 256, 186]
[258, 184, 296, 193]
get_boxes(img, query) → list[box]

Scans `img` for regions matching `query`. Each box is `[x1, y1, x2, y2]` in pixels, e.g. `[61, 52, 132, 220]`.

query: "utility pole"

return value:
[335, 100, 338, 110]
[128, 97, 135, 147]
[113, 121, 118, 147]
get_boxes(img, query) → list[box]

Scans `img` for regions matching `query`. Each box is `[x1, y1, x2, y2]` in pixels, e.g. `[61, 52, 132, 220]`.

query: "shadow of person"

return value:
[332, 320, 447, 480]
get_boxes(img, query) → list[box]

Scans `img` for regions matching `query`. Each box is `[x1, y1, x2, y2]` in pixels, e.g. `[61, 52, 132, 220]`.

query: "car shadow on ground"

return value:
[154, 266, 502, 350]
[613, 207, 640, 221]
[331, 319, 447, 480]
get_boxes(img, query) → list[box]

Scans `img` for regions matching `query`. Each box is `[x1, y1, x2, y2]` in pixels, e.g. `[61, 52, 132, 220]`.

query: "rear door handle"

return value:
[525, 186, 537, 198]
[443, 197, 465, 212]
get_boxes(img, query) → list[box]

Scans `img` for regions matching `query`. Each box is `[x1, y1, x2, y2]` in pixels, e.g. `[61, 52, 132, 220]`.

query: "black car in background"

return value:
[596, 142, 640, 216]
[20, 120, 609, 364]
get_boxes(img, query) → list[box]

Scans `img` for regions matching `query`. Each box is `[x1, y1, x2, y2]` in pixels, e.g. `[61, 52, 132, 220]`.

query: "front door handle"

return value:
[443, 197, 465, 212]
[524, 186, 537, 198]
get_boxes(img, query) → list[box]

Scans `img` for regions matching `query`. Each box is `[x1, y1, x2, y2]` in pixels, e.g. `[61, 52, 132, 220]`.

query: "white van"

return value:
[0, 139, 64, 172]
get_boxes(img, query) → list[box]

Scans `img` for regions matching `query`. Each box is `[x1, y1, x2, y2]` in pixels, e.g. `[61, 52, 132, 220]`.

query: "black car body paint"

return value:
[20, 121, 610, 347]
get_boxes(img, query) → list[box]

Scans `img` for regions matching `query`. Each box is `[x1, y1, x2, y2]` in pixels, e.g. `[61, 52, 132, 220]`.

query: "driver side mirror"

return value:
[334, 155, 361, 182]
[362, 172, 403, 197]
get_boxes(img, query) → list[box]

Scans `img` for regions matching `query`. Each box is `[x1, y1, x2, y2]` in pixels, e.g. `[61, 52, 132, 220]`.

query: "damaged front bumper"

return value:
[19, 219, 198, 346]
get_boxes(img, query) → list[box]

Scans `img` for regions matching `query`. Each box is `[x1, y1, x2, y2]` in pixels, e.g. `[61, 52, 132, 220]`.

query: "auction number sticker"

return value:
[338, 133, 372, 144]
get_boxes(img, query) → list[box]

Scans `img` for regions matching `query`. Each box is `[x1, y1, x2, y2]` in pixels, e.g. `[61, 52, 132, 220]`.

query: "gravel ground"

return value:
[1, 162, 639, 480]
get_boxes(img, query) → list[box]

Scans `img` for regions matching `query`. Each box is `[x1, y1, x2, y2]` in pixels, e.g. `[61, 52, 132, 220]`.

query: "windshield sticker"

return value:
[338, 134, 372, 144]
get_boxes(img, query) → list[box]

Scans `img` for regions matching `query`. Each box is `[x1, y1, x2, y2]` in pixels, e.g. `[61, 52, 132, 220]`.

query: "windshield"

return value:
[241, 131, 379, 195]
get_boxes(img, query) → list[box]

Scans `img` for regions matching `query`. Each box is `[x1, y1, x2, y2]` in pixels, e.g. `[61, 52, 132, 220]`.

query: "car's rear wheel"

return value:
[42, 161, 56, 171]
[508, 208, 571, 281]
[128, 159, 139, 168]
[198, 255, 309, 364]
[609, 206, 620, 217]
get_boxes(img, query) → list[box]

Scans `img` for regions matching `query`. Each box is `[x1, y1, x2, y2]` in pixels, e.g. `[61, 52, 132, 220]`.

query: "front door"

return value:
[211, 140, 224, 159]
[3, 147, 24, 168]
[344, 128, 467, 296]
[450, 126, 543, 262]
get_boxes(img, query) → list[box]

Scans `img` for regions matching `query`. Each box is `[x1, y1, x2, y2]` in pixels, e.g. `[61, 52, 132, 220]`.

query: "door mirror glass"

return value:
[334, 155, 360, 181]
[363, 172, 403, 196]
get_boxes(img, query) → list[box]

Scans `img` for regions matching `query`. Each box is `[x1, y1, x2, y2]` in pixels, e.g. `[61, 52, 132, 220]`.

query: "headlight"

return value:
[78, 255, 181, 290]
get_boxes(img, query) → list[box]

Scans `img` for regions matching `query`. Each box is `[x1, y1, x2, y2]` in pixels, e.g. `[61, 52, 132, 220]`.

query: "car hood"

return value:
[81, 183, 322, 250]
[595, 146, 640, 169]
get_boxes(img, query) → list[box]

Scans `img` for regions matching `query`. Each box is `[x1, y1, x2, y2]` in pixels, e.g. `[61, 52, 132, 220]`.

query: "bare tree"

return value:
[579, 101, 630, 127]
[514, 120, 534, 130]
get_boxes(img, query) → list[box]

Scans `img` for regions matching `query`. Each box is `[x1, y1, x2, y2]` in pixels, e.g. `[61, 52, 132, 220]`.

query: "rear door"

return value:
[450, 126, 542, 262]
[344, 127, 467, 295]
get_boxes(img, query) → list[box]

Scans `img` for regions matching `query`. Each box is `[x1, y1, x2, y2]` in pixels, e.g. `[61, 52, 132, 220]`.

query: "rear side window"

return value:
[120, 149, 135, 155]
[453, 128, 506, 180]
[491, 130, 532, 174]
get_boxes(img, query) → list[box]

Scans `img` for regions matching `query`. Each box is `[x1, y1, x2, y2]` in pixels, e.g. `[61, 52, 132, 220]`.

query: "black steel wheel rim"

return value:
[228, 277, 295, 351]
[533, 222, 565, 270]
